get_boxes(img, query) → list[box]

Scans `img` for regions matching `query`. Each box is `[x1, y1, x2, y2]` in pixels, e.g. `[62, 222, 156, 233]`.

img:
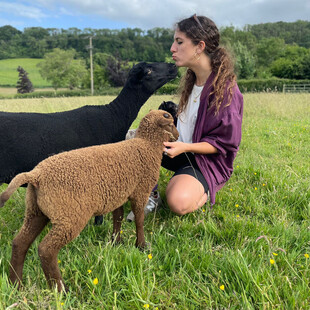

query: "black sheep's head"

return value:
[158, 101, 178, 125]
[126, 62, 178, 94]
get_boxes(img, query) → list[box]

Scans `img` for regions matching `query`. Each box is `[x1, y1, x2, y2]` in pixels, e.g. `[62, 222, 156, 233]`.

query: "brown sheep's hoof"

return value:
[136, 242, 150, 251]
[54, 280, 69, 293]
[111, 234, 123, 246]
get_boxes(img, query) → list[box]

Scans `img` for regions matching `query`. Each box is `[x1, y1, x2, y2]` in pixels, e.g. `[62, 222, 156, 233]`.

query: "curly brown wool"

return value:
[0, 110, 178, 292]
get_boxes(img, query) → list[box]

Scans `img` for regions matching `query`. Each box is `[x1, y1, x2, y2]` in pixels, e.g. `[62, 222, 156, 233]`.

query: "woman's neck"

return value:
[190, 57, 212, 86]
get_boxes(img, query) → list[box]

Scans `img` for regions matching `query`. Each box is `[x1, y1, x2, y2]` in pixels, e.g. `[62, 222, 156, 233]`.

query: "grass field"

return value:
[0, 93, 309, 309]
[0, 58, 52, 88]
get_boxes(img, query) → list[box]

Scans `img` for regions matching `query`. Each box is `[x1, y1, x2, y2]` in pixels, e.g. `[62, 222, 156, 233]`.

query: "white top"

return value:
[177, 84, 204, 143]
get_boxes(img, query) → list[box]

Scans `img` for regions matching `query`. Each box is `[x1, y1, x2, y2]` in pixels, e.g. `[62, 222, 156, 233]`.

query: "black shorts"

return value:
[161, 152, 209, 194]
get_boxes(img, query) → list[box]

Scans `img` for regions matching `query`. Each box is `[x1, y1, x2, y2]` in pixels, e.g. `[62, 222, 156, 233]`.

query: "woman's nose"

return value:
[170, 42, 176, 53]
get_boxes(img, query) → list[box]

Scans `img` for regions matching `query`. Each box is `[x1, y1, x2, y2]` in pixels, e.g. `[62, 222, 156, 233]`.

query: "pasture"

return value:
[0, 93, 309, 309]
[0, 58, 51, 88]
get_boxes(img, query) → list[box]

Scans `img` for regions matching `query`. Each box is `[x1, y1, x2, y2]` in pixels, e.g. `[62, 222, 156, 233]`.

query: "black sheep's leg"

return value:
[94, 215, 103, 225]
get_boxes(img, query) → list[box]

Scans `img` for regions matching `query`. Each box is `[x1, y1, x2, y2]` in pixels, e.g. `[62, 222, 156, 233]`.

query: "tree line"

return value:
[1, 20, 309, 87]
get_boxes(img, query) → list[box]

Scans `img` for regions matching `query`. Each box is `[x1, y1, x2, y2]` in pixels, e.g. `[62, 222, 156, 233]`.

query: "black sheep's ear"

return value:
[129, 62, 145, 79]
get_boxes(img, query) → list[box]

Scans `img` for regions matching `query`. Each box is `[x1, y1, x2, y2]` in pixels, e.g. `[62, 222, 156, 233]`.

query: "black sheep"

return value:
[0, 62, 177, 224]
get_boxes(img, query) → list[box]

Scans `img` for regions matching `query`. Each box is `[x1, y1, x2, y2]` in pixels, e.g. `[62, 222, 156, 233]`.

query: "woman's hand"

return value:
[163, 141, 218, 158]
[163, 141, 188, 158]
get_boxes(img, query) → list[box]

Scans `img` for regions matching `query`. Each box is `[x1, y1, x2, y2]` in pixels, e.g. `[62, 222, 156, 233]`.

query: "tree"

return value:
[16, 66, 34, 93]
[233, 42, 256, 79]
[270, 45, 309, 79]
[256, 37, 286, 67]
[37, 48, 87, 90]
[105, 54, 131, 87]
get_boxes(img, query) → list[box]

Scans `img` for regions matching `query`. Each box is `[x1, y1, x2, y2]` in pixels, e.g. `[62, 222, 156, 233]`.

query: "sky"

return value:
[0, 0, 309, 31]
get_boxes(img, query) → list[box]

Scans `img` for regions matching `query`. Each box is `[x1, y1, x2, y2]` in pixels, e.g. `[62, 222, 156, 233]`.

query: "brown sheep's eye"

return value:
[163, 113, 170, 118]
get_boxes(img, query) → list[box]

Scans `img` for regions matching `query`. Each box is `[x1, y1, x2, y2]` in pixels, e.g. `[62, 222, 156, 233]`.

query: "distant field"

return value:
[0, 58, 52, 87]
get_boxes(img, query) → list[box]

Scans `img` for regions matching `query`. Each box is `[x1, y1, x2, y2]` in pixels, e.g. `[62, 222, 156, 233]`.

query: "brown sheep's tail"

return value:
[0, 172, 36, 208]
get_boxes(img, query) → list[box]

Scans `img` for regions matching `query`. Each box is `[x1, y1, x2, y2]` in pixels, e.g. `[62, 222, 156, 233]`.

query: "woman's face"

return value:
[170, 29, 197, 68]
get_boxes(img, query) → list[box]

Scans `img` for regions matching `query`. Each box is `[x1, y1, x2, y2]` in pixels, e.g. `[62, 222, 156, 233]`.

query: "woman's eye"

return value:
[177, 41, 183, 45]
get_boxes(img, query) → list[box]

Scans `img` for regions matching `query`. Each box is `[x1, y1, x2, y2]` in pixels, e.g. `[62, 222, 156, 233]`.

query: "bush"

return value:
[237, 78, 310, 92]
[156, 83, 179, 95]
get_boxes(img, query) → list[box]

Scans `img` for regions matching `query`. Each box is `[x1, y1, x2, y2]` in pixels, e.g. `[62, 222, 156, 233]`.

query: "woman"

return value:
[162, 14, 243, 215]
[127, 14, 243, 221]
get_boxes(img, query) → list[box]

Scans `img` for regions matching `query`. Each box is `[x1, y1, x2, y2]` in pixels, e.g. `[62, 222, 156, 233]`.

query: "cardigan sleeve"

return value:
[200, 111, 242, 156]
[198, 88, 243, 157]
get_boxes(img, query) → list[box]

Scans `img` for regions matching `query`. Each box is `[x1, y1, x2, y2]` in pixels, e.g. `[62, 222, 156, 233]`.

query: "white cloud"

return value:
[1, 0, 309, 30]
[0, 1, 47, 21]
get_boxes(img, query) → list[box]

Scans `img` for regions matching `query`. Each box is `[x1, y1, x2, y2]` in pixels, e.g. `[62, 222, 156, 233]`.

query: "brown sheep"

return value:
[0, 110, 179, 292]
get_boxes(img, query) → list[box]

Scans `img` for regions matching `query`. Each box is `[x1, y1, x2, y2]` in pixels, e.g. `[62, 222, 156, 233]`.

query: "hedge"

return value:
[237, 78, 310, 92]
[2, 78, 310, 99]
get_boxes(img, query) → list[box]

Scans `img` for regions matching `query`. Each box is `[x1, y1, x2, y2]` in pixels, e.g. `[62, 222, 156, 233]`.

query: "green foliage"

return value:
[247, 20, 310, 48]
[37, 48, 87, 90]
[270, 45, 310, 79]
[233, 42, 256, 79]
[0, 93, 309, 308]
[255, 37, 286, 68]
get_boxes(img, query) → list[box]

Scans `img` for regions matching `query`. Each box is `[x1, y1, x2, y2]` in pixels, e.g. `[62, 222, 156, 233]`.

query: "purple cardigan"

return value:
[192, 72, 243, 205]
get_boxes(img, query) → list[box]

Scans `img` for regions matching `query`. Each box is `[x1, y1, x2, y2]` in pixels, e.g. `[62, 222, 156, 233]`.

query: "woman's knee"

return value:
[166, 191, 195, 215]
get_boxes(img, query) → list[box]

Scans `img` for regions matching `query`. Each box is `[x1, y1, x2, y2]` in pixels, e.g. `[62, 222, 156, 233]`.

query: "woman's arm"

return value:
[163, 141, 218, 158]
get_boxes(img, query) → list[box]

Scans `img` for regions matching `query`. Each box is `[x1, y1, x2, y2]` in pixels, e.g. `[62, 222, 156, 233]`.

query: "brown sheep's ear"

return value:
[158, 117, 173, 128]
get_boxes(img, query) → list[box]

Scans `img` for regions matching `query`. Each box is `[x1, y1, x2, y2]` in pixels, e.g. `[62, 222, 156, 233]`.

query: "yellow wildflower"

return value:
[143, 304, 150, 309]
[219, 285, 225, 290]
[255, 187, 257, 190]
[148, 254, 153, 260]
[272, 253, 278, 256]
[270, 259, 275, 265]
[88, 269, 92, 274]
[304, 254, 309, 259]
[263, 183, 266, 186]
[235, 204, 239, 208]
[93, 278, 99, 285]
[236, 215, 240, 218]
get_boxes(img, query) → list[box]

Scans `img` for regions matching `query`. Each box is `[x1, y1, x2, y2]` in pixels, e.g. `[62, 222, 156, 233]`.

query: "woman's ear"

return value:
[197, 41, 206, 53]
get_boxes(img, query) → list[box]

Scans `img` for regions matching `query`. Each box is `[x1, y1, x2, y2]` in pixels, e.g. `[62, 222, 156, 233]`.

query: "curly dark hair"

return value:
[176, 15, 236, 115]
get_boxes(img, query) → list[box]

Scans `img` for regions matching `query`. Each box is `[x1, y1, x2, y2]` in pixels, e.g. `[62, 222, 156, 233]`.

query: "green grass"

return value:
[0, 93, 310, 309]
[0, 58, 52, 87]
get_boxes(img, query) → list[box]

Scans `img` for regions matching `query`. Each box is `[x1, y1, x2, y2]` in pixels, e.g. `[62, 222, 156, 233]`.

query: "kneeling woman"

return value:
[162, 14, 243, 215]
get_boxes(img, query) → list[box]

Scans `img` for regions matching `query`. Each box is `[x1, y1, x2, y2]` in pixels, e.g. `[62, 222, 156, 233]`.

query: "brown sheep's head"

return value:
[136, 110, 179, 142]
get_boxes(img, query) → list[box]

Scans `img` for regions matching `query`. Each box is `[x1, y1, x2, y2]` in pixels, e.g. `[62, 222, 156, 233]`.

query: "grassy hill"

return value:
[0, 58, 52, 87]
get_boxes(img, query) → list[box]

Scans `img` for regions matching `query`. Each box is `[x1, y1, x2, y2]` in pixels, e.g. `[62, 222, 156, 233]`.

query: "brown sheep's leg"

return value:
[10, 213, 49, 288]
[38, 215, 91, 292]
[130, 199, 147, 249]
[9, 184, 49, 288]
[112, 206, 124, 244]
